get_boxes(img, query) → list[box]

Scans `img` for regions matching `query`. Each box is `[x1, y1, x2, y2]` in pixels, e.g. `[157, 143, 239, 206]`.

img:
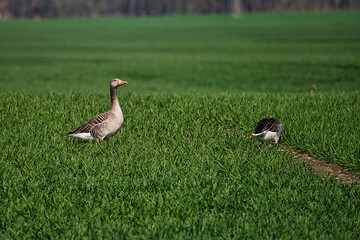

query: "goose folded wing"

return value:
[255, 119, 282, 133]
[68, 112, 110, 135]
[262, 121, 281, 132]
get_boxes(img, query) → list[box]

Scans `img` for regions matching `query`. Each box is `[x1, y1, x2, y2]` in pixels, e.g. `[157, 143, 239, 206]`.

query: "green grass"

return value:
[1, 92, 360, 239]
[0, 11, 359, 93]
[1, 10, 360, 238]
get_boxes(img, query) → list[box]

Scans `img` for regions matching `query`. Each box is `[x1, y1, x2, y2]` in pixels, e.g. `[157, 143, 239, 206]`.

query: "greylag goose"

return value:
[67, 78, 127, 147]
[310, 84, 317, 94]
[252, 118, 283, 144]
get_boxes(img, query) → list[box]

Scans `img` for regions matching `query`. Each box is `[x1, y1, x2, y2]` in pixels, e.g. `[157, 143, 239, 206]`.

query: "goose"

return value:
[67, 78, 127, 147]
[310, 84, 317, 94]
[252, 118, 283, 144]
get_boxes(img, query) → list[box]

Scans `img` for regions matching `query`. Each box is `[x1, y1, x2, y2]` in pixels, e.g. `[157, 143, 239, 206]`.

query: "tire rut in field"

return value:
[279, 147, 359, 184]
[217, 126, 359, 184]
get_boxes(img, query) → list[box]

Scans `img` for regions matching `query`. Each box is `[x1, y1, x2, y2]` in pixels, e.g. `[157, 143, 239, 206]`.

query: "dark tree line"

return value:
[1, 0, 359, 19]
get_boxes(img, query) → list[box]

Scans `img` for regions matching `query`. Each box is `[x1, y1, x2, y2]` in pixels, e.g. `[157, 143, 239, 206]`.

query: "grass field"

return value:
[1, 11, 359, 93]
[1, 10, 360, 238]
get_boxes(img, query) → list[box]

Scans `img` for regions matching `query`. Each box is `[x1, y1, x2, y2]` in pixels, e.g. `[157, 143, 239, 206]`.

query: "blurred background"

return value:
[1, 1, 359, 93]
[1, 0, 360, 19]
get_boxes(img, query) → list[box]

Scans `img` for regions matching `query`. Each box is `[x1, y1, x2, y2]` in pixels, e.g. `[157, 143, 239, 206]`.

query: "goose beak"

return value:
[120, 81, 127, 85]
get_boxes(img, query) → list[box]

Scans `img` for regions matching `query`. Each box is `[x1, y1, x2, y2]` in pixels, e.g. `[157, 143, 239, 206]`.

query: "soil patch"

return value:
[217, 126, 359, 184]
[280, 147, 359, 184]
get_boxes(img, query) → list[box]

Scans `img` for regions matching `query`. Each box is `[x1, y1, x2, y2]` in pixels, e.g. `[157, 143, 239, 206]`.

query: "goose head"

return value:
[111, 78, 127, 88]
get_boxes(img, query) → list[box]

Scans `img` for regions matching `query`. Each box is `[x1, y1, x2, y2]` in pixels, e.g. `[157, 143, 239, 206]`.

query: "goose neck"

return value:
[110, 86, 120, 110]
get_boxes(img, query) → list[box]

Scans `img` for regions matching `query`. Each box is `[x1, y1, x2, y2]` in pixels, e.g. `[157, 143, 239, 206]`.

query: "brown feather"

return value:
[68, 112, 110, 136]
[254, 118, 283, 134]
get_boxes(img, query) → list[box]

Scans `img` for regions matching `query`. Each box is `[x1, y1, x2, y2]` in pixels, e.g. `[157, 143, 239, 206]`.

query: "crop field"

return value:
[1, 10, 360, 238]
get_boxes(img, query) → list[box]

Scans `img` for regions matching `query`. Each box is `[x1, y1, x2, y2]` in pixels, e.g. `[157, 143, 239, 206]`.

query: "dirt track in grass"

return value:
[218, 126, 359, 184]
[280, 147, 359, 184]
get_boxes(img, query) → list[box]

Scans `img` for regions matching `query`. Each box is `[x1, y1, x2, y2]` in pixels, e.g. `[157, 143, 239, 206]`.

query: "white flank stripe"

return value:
[70, 133, 94, 140]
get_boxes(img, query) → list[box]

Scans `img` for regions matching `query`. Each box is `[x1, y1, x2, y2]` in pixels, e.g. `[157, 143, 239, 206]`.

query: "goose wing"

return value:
[254, 118, 283, 134]
[68, 112, 110, 136]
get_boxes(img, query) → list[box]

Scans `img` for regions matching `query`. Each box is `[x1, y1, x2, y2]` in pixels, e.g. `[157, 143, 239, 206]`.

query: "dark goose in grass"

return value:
[252, 118, 283, 144]
[67, 78, 127, 147]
